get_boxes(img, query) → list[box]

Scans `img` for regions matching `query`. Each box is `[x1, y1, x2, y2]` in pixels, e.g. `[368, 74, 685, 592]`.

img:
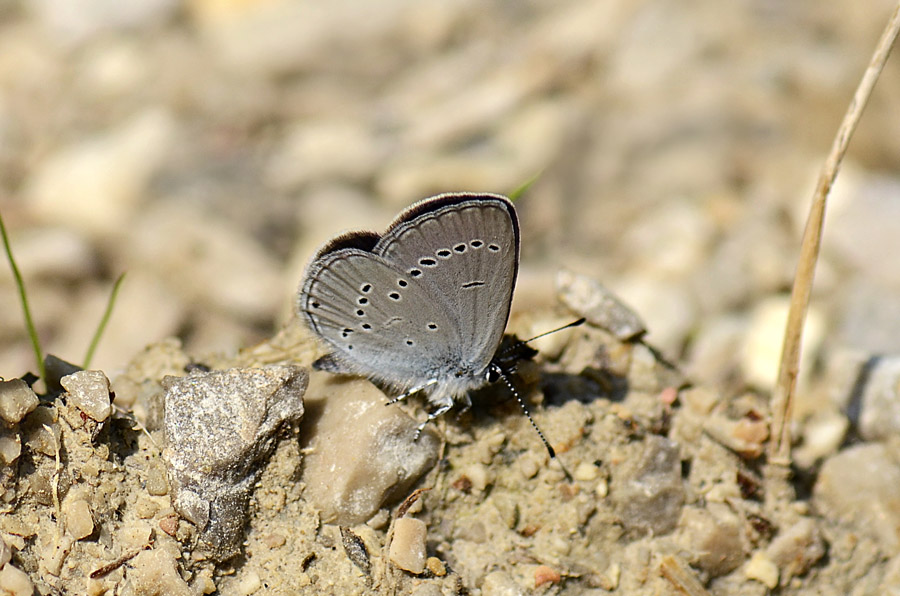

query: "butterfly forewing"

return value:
[375, 194, 519, 378]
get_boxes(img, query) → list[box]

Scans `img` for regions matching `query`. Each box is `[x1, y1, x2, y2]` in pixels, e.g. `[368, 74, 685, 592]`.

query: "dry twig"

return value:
[768, 1, 900, 466]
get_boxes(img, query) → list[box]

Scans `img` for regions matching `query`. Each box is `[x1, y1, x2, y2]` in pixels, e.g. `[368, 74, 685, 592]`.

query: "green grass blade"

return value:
[0, 210, 46, 381]
[83, 272, 126, 369]
[507, 170, 543, 202]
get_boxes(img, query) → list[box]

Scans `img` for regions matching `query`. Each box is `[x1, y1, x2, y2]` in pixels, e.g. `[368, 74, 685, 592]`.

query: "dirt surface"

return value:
[1, 1, 900, 595]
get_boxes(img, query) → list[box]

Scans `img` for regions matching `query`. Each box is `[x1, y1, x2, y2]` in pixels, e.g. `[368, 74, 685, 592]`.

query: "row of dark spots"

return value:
[341, 320, 438, 346]
[410, 239, 501, 276]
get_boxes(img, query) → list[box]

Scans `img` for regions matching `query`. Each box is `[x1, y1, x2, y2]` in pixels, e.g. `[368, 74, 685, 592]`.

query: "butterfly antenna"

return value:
[493, 365, 573, 482]
[498, 318, 586, 358]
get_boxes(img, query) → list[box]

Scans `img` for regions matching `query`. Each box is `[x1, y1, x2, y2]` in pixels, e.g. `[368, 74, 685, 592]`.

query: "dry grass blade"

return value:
[768, 1, 900, 466]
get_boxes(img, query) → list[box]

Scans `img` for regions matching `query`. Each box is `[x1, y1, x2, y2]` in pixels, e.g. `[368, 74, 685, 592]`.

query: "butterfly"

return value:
[298, 192, 576, 465]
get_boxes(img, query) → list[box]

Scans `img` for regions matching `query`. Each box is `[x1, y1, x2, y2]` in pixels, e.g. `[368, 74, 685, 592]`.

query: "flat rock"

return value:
[299, 372, 440, 525]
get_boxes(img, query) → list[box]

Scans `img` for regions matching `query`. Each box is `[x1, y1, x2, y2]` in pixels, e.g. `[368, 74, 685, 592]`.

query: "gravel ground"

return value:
[1, 1, 900, 595]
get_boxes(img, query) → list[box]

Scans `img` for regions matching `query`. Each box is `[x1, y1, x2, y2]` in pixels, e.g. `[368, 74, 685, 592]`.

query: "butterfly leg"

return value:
[414, 399, 454, 440]
[386, 378, 438, 406]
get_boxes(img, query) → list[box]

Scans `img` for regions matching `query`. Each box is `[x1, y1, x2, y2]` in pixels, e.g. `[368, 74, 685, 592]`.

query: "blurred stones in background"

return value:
[1, 0, 899, 424]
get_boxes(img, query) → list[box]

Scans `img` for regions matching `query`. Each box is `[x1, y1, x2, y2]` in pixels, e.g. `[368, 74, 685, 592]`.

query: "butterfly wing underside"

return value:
[375, 194, 519, 378]
[300, 247, 463, 390]
[298, 192, 519, 393]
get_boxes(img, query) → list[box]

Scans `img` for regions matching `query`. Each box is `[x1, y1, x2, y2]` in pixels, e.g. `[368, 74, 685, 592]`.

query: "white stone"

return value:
[740, 296, 825, 392]
[0, 379, 38, 425]
[62, 498, 94, 540]
[0, 564, 33, 596]
[744, 551, 779, 589]
[390, 518, 427, 575]
[61, 370, 111, 422]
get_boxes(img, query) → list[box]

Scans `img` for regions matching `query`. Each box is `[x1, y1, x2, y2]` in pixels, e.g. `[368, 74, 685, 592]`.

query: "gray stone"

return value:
[612, 435, 684, 535]
[556, 269, 646, 340]
[765, 517, 824, 584]
[162, 366, 306, 561]
[852, 355, 900, 441]
[813, 443, 900, 555]
[677, 504, 745, 577]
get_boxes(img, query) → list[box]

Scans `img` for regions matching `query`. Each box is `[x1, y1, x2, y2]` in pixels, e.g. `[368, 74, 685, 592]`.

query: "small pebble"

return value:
[262, 533, 286, 548]
[601, 563, 621, 590]
[235, 571, 262, 595]
[61, 370, 112, 422]
[145, 463, 169, 496]
[62, 498, 94, 540]
[534, 564, 561, 588]
[0, 564, 34, 596]
[745, 551, 779, 589]
[135, 498, 159, 520]
[556, 269, 646, 340]
[518, 453, 540, 479]
[573, 461, 598, 481]
[119, 523, 153, 549]
[0, 379, 38, 425]
[425, 556, 446, 576]
[0, 539, 10, 567]
[766, 517, 824, 581]
[390, 517, 427, 574]
[158, 515, 179, 537]
[0, 431, 21, 465]
[299, 374, 437, 525]
[126, 549, 193, 596]
[40, 535, 73, 577]
[461, 463, 490, 492]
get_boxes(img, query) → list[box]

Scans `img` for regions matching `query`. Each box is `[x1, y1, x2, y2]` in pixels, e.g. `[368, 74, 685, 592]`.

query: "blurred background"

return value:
[1, 0, 899, 411]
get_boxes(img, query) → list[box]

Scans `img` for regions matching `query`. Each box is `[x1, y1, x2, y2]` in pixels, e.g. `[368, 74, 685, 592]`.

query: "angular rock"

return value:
[61, 370, 112, 422]
[556, 269, 646, 340]
[677, 504, 745, 577]
[0, 379, 39, 425]
[121, 548, 192, 596]
[612, 435, 684, 535]
[162, 366, 306, 561]
[765, 517, 824, 584]
[390, 517, 427, 574]
[299, 373, 440, 525]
